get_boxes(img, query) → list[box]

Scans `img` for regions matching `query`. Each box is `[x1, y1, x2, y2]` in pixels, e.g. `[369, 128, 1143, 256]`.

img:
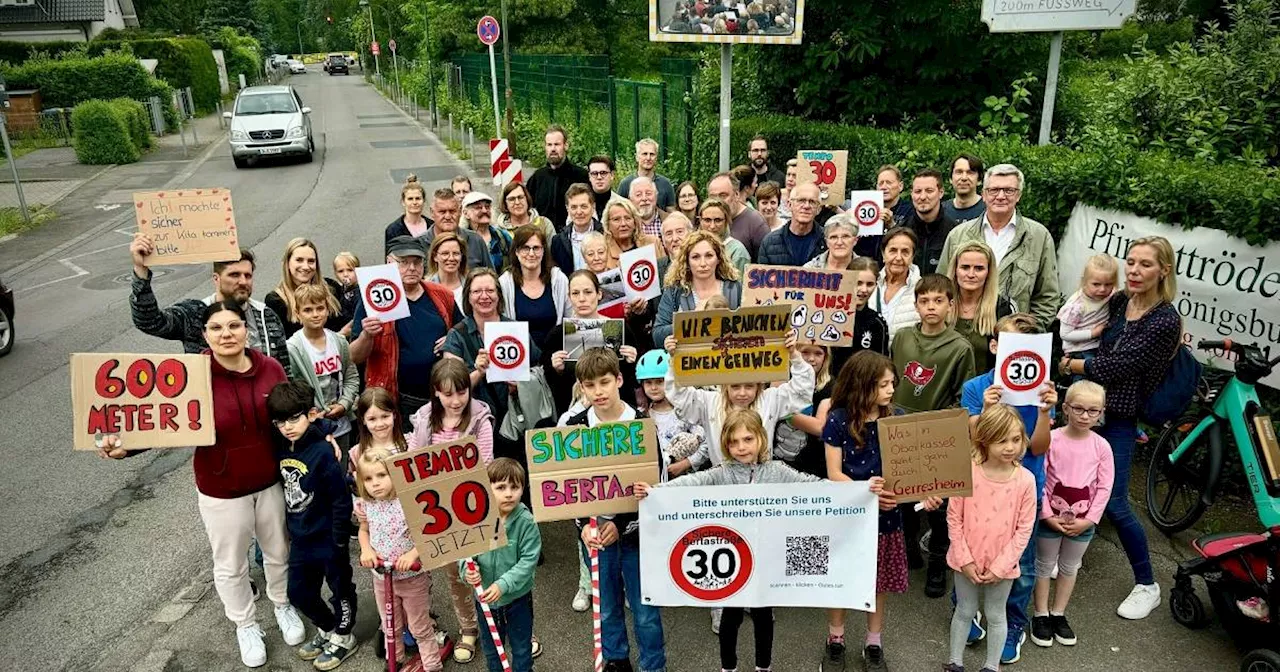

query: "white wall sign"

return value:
[982, 0, 1136, 33]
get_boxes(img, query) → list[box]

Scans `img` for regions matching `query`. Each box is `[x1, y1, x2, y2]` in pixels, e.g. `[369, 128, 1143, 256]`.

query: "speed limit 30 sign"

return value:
[668, 525, 754, 602]
[848, 190, 885, 236]
[355, 263, 411, 321]
[365, 279, 400, 312]
[489, 335, 526, 371]
[483, 321, 531, 383]
[995, 332, 1053, 405]
[619, 245, 662, 301]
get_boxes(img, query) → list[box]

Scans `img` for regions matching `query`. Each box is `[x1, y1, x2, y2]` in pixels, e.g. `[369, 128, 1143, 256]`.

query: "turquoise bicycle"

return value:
[1146, 339, 1280, 534]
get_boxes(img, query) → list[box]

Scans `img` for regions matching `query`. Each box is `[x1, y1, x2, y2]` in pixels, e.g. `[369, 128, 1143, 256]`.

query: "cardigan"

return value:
[1084, 293, 1182, 419]
[498, 268, 572, 324]
[651, 280, 743, 345]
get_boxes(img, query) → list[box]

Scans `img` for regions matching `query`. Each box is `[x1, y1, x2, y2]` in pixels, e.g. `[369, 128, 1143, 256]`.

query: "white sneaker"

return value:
[572, 587, 590, 612]
[236, 623, 268, 667]
[1116, 583, 1162, 619]
[274, 604, 306, 645]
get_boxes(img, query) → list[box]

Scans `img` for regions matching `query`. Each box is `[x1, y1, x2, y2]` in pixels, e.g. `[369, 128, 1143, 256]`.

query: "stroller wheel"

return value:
[1170, 586, 1208, 629]
[1242, 649, 1280, 672]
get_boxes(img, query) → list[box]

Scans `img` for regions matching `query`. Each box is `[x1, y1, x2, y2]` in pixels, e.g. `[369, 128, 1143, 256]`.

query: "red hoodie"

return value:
[194, 349, 287, 499]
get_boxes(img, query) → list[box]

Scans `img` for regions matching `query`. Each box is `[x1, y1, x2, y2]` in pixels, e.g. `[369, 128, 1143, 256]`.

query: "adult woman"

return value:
[1060, 236, 1181, 621]
[653, 229, 742, 344]
[676, 180, 700, 223]
[945, 241, 1013, 372]
[265, 237, 345, 337]
[581, 232, 611, 275]
[870, 227, 922, 344]
[697, 199, 750, 278]
[498, 226, 569, 347]
[426, 232, 468, 308]
[803, 214, 859, 271]
[99, 301, 298, 667]
[541, 269, 641, 414]
[496, 181, 556, 243]
[757, 181, 785, 231]
[383, 175, 430, 247]
[603, 199, 665, 270]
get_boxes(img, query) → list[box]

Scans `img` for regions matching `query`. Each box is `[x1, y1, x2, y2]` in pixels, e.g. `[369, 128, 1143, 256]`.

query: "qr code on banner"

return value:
[786, 535, 831, 576]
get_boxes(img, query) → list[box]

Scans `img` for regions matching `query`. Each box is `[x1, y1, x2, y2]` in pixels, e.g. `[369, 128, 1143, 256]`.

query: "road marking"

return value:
[17, 239, 134, 293]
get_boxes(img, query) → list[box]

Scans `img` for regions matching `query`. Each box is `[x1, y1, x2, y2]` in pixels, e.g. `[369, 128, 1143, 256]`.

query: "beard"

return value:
[752, 156, 767, 169]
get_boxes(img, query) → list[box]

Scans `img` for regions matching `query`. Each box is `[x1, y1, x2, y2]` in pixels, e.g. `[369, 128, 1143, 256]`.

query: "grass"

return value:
[0, 204, 55, 238]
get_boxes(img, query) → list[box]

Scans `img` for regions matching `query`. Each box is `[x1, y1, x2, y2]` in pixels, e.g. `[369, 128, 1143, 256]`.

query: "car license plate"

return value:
[259, 147, 283, 155]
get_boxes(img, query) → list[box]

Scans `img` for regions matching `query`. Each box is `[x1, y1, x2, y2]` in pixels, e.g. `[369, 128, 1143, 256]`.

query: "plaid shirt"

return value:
[641, 212, 663, 239]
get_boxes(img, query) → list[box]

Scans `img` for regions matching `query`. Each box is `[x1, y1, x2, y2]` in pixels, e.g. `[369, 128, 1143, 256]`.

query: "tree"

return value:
[200, 0, 260, 36]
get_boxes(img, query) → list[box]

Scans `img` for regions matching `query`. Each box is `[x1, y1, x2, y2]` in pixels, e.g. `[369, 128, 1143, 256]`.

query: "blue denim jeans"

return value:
[476, 593, 534, 672]
[1096, 417, 1154, 584]
[583, 534, 666, 672]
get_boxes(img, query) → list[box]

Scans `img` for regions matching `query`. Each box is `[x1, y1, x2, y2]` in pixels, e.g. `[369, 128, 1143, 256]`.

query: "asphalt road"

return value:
[0, 65, 1254, 672]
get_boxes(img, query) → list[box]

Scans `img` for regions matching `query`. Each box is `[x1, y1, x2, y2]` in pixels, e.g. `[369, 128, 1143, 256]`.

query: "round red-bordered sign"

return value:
[1001, 349, 1047, 392]
[668, 525, 754, 602]
[627, 259, 656, 294]
[854, 200, 881, 227]
[488, 335, 526, 370]
[477, 16, 501, 46]
[364, 278, 402, 313]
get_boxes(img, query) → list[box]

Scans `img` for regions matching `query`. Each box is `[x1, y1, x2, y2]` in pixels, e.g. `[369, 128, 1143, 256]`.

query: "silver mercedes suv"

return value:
[224, 85, 314, 168]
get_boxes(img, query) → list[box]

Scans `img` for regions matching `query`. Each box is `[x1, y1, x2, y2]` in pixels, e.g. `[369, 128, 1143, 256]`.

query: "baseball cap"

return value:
[386, 235, 426, 258]
[461, 191, 493, 208]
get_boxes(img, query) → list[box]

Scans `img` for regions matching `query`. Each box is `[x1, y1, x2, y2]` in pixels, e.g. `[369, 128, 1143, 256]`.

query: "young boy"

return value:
[286, 284, 359, 467]
[889, 273, 976, 599]
[569, 348, 666, 672]
[266, 380, 358, 670]
[461, 458, 543, 672]
[960, 313, 1057, 666]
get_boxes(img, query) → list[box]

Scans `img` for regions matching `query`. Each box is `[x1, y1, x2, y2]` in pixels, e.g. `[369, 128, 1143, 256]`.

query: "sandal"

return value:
[453, 628, 479, 664]
[531, 635, 542, 659]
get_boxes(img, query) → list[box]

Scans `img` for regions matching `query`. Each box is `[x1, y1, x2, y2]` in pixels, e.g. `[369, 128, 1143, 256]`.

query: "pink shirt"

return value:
[947, 462, 1037, 579]
[1042, 428, 1114, 525]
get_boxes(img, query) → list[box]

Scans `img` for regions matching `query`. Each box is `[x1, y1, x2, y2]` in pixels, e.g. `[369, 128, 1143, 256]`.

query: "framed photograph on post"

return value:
[649, 0, 806, 45]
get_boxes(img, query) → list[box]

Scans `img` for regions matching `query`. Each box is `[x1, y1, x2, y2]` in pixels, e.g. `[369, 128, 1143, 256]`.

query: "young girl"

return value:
[636, 348, 708, 480]
[821, 351, 931, 671]
[1030, 381, 1114, 649]
[774, 344, 831, 469]
[350, 387, 408, 469]
[332, 252, 361, 338]
[635, 409, 821, 672]
[1057, 254, 1118, 372]
[945, 404, 1038, 672]
[356, 446, 445, 672]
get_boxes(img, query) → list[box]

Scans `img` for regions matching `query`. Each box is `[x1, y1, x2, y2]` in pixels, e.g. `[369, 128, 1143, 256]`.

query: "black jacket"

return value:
[276, 423, 352, 551]
[897, 210, 957, 275]
[527, 160, 589, 232]
[384, 214, 435, 254]
[756, 164, 785, 187]
[828, 306, 891, 379]
[757, 222, 828, 267]
[550, 219, 604, 278]
[264, 277, 351, 338]
[130, 270, 288, 365]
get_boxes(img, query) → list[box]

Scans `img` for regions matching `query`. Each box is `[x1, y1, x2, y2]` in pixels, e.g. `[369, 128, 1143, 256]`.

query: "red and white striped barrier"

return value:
[490, 138, 523, 187]
[465, 558, 512, 671]
[589, 518, 603, 672]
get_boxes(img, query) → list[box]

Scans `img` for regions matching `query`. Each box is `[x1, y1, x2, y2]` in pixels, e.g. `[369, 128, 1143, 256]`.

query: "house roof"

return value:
[0, 0, 105, 24]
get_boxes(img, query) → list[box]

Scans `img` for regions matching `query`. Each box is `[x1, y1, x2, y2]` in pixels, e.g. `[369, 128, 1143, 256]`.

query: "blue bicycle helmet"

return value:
[636, 349, 670, 380]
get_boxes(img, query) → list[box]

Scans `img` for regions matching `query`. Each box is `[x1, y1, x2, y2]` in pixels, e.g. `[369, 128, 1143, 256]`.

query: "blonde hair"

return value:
[1127, 236, 1177, 303]
[972, 404, 1027, 464]
[720, 408, 770, 464]
[798, 344, 832, 390]
[427, 232, 468, 278]
[275, 237, 338, 323]
[946, 241, 1001, 337]
[718, 382, 763, 422]
[1064, 380, 1106, 407]
[603, 199, 644, 249]
[1081, 254, 1119, 290]
[703, 295, 730, 310]
[665, 229, 739, 289]
[333, 251, 360, 275]
[356, 445, 396, 500]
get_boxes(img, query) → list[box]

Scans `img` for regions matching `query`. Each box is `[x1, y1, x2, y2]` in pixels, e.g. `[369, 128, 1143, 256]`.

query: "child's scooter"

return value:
[375, 558, 424, 672]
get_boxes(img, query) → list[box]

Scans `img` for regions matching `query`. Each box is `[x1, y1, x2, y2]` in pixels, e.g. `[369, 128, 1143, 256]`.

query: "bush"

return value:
[721, 115, 1280, 246]
[2, 51, 153, 107]
[208, 28, 262, 89]
[111, 97, 151, 150]
[72, 100, 141, 165]
[0, 40, 84, 65]
[89, 38, 221, 113]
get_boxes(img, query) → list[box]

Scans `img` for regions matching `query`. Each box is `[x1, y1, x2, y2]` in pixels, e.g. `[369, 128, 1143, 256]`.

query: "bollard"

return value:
[448, 113, 454, 145]
[468, 127, 474, 164]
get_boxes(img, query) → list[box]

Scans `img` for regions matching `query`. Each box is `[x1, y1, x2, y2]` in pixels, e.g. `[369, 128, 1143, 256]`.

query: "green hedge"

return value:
[721, 116, 1280, 246]
[111, 97, 151, 151]
[0, 40, 84, 64]
[2, 52, 153, 107]
[208, 28, 262, 89]
[89, 38, 220, 113]
[72, 100, 141, 165]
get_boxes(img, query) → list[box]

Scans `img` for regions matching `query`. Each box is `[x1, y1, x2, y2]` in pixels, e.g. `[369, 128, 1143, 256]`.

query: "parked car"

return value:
[287, 59, 306, 74]
[346, 55, 357, 66]
[0, 276, 13, 357]
[326, 53, 348, 75]
[224, 85, 314, 168]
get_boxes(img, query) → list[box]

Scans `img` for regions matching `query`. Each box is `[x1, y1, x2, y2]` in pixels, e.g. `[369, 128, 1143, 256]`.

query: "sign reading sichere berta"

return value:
[981, 0, 1135, 33]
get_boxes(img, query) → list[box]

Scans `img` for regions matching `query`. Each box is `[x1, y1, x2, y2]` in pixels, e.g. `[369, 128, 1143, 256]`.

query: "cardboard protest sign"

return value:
[795, 150, 849, 207]
[564, 318, 625, 361]
[525, 418, 659, 522]
[485, 321, 531, 383]
[620, 244, 662, 301]
[742, 264, 859, 347]
[848, 190, 885, 236]
[878, 408, 974, 503]
[356, 263, 411, 322]
[996, 332, 1053, 406]
[70, 353, 215, 450]
[671, 304, 792, 387]
[134, 189, 239, 266]
[385, 435, 508, 570]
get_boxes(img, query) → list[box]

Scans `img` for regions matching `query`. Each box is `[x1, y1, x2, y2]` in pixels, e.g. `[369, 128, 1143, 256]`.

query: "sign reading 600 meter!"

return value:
[525, 419, 659, 522]
[672, 304, 792, 387]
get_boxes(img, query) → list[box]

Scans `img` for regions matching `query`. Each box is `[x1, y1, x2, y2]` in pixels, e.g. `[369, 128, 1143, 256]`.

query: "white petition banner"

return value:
[995, 332, 1053, 406]
[1058, 203, 1280, 389]
[639, 482, 879, 610]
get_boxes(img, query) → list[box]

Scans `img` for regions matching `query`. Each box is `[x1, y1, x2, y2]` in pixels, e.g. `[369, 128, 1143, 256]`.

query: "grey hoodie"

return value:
[664, 459, 823, 487]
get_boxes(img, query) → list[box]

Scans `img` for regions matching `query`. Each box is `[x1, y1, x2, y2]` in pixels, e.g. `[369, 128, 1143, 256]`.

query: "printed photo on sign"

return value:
[649, 0, 807, 45]
[524, 419, 659, 522]
[672, 304, 792, 387]
[355, 263, 411, 322]
[742, 264, 858, 347]
[995, 332, 1053, 406]
[795, 150, 848, 207]
[70, 353, 215, 450]
[620, 244, 662, 302]
[596, 267, 629, 318]
[878, 408, 974, 503]
[564, 318, 625, 361]
[639, 482, 878, 609]
[384, 435, 508, 570]
[848, 190, 885, 236]
[485, 321, 531, 383]
[134, 189, 239, 266]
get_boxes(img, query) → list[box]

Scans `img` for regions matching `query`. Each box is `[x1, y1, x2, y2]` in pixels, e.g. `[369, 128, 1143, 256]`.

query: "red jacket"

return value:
[194, 349, 287, 499]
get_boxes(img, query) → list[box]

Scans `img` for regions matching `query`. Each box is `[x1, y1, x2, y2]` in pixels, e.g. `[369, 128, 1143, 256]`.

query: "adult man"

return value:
[757, 183, 828, 267]
[460, 191, 513, 271]
[526, 124, 589, 231]
[657, 211, 692, 286]
[129, 242, 287, 364]
[349, 236, 462, 428]
[628, 176, 664, 239]
[879, 165, 916, 222]
[747, 135, 785, 186]
[551, 183, 604, 277]
[587, 155, 622, 221]
[451, 175, 473, 199]
[938, 163, 1061, 329]
[423, 188, 493, 270]
[707, 171, 769, 261]
[942, 154, 986, 223]
[618, 138, 676, 210]
[898, 169, 957, 274]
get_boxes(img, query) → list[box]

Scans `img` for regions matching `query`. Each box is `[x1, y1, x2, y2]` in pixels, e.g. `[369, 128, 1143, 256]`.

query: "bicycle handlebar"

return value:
[1197, 338, 1231, 352]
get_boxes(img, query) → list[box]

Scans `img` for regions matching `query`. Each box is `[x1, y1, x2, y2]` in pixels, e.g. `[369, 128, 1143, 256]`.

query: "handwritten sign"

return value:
[524, 419, 659, 522]
[620, 244, 662, 301]
[672, 304, 792, 387]
[848, 190, 885, 236]
[878, 408, 973, 503]
[996, 332, 1053, 406]
[564, 317, 625, 361]
[385, 435, 508, 570]
[485, 321, 530, 383]
[70, 353, 215, 450]
[795, 150, 849, 207]
[134, 189, 239, 266]
[742, 264, 858, 347]
[356, 263, 411, 322]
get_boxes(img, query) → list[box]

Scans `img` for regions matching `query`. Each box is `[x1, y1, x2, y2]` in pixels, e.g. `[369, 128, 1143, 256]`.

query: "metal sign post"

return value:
[389, 39, 401, 98]
[477, 15, 502, 139]
[718, 44, 731, 172]
[1037, 32, 1064, 146]
[0, 111, 31, 225]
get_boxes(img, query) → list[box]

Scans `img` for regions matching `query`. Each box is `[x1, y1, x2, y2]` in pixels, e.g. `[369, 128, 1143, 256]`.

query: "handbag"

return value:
[1140, 316, 1202, 426]
[499, 367, 557, 441]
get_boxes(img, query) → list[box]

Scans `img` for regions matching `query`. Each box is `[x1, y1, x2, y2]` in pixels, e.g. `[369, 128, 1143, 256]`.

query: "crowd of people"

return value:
[659, 0, 798, 36]
[100, 123, 1187, 672]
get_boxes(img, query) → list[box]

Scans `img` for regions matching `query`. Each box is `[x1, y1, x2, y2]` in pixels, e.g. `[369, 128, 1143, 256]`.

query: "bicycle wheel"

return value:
[1146, 415, 1213, 534]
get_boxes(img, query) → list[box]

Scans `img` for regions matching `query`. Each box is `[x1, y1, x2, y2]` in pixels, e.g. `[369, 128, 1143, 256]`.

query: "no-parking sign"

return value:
[484, 321, 530, 383]
[620, 244, 661, 301]
[356, 263, 410, 322]
[848, 190, 885, 236]
[477, 15, 501, 46]
[996, 332, 1053, 406]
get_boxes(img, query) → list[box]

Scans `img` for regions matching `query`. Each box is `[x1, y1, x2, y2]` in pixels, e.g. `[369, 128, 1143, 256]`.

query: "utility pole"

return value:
[500, 0, 515, 156]
[360, 0, 380, 77]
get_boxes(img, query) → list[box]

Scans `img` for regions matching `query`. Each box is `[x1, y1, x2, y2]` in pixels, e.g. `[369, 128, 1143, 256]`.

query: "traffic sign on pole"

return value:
[370, 41, 380, 56]
[477, 15, 501, 45]
[388, 39, 397, 53]
[478, 15, 502, 139]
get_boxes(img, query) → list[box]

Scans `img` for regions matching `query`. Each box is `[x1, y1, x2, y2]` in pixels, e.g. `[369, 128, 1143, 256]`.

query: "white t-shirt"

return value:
[306, 334, 351, 437]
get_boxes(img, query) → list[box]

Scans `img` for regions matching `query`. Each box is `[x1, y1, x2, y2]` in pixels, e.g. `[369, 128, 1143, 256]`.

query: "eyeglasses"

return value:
[505, 194, 526, 203]
[588, 170, 612, 178]
[1065, 403, 1103, 418]
[205, 321, 246, 333]
[469, 287, 498, 296]
[518, 245, 544, 254]
[272, 412, 308, 428]
[395, 257, 425, 268]
[986, 187, 1020, 196]
[793, 198, 819, 207]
